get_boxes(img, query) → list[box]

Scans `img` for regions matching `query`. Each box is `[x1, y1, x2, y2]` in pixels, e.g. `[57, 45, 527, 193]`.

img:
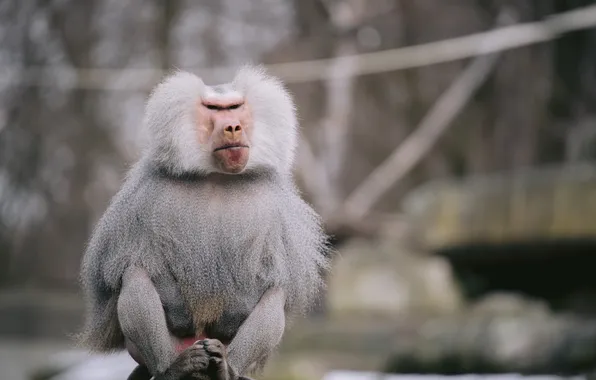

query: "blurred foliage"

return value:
[1, 0, 596, 290]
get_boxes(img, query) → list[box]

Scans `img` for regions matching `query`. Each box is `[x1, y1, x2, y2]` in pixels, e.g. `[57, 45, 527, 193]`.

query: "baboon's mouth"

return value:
[214, 144, 249, 152]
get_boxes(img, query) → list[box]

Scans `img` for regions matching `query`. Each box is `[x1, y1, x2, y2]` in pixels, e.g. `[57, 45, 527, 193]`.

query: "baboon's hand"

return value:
[154, 342, 210, 380]
[199, 339, 237, 380]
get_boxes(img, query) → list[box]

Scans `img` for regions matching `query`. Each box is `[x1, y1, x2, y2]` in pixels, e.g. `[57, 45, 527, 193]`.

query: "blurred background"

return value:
[3, 0, 596, 379]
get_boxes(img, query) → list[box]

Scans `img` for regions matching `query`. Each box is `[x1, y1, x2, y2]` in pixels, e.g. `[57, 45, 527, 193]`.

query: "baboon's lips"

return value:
[213, 143, 248, 152]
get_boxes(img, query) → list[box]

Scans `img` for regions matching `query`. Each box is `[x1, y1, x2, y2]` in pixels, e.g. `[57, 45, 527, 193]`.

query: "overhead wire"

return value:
[1, 4, 596, 91]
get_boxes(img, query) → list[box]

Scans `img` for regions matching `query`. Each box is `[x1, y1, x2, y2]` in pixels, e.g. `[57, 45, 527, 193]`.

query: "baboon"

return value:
[79, 65, 330, 380]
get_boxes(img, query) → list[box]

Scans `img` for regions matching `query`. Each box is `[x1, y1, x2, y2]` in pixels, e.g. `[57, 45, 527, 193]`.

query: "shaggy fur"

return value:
[78, 65, 329, 377]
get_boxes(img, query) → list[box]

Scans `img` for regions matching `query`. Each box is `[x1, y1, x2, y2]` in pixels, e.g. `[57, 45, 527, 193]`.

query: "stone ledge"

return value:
[401, 163, 596, 251]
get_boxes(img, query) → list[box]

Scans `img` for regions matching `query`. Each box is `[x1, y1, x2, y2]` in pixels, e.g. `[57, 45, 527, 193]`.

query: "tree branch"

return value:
[342, 9, 517, 220]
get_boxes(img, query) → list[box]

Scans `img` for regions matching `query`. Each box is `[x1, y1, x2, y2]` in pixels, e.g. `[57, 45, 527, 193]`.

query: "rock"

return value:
[327, 238, 463, 318]
[323, 371, 586, 380]
[470, 293, 550, 318]
[383, 311, 596, 375]
[400, 163, 596, 252]
[261, 299, 596, 380]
